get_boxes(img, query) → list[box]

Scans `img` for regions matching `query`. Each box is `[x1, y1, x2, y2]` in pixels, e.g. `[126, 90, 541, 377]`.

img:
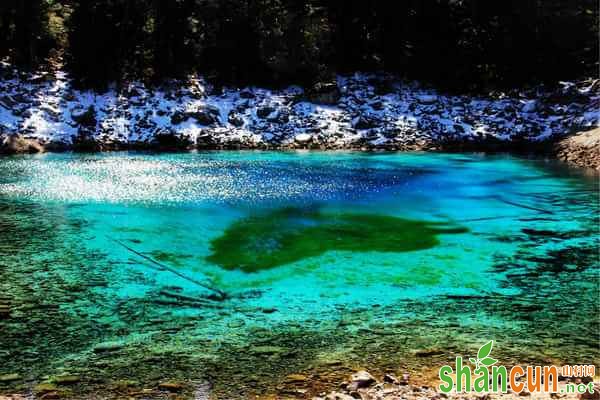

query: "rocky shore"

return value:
[313, 371, 600, 400]
[555, 127, 600, 170]
[1, 370, 598, 400]
[0, 63, 598, 167]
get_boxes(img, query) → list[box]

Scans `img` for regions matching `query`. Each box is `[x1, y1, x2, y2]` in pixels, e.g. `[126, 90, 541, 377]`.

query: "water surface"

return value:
[0, 151, 598, 398]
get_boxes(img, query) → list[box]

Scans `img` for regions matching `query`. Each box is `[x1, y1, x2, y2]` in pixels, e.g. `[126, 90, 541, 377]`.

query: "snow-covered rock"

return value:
[0, 62, 598, 153]
[294, 133, 312, 143]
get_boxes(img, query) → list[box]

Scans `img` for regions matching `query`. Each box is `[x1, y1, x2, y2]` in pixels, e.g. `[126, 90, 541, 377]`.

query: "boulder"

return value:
[295, 133, 312, 144]
[349, 370, 376, 389]
[228, 111, 245, 127]
[352, 116, 379, 130]
[0, 134, 44, 154]
[171, 105, 221, 126]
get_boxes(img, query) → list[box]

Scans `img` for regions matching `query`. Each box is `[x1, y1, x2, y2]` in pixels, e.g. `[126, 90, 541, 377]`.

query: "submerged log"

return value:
[108, 237, 228, 300]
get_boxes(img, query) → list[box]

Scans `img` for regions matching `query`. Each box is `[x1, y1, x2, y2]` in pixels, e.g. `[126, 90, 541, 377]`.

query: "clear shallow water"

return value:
[0, 151, 598, 398]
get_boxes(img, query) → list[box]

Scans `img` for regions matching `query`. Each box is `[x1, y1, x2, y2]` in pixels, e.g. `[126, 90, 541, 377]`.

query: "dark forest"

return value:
[0, 1, 597, 90]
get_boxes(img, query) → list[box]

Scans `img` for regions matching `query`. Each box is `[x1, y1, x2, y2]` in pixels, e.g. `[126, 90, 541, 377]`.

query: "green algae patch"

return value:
[207, 208, 468, 272]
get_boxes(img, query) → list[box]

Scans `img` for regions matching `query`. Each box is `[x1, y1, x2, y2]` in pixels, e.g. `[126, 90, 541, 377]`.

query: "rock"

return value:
[0, 135, 44, 154]
[257, 106, 276, 119]
[417, 94, 437, 104]
[228, 111, 245, 127]
[555, 127, 600, 170]
[521, 100, 537, 113]
[171, 105, 220, 125]
[54, 374, 80, 385]
[0, 373, 20, 383]
[352, 116, 378, 130]
[325, 391, 355, 400]
[93, 341, 124, 353]
[158, 381, 184, 392]
[383, 374, 399, 384]
[295, 133, 312, 144]
[306, 82, 340, 105]
[400, 373, 410, 385]
[350, 371, 376, 388]
[267, 110, 290, 124]
[227, 319, 246, 328]
[71, 106, 97, 127]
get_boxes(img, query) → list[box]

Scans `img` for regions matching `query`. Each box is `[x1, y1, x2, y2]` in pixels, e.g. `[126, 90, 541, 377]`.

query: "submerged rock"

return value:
[0, 373, 20, 383]
[53, 374, 80, 385]
[93, 341, 124, 353]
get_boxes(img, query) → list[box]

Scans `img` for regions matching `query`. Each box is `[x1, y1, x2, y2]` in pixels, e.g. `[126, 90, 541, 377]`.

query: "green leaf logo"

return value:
[478, 340, 493, 359]
[471, 340, 496, 369]
[480, 357, 498, 366]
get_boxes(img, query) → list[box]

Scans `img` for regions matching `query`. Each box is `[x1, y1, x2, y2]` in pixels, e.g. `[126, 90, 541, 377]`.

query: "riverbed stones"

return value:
[555, 127, 600, 170]
[349, 371, 376, 389]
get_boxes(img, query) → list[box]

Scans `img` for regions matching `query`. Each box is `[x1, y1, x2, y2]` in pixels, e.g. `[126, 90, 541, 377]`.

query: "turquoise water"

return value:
[0, 151, 598, 398]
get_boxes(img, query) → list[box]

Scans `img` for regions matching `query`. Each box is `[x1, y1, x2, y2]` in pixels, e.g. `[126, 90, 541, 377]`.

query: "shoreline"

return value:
[0, 64, 598, 169]
[2, 133, 599, 171]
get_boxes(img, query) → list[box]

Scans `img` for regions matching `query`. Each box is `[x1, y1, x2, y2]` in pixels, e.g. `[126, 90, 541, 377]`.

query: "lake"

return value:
[0, 151, 598, 398]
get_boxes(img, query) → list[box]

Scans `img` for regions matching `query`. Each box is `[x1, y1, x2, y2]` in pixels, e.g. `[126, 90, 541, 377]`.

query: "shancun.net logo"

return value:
[439, 341, 596, 395]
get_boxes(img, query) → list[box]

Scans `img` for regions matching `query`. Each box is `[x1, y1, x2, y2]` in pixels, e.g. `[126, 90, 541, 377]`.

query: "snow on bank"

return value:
[0, 62, 598, 151]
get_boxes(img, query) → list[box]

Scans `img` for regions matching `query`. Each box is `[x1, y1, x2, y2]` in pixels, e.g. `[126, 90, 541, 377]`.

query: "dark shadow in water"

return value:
[207, 207, 468, 272]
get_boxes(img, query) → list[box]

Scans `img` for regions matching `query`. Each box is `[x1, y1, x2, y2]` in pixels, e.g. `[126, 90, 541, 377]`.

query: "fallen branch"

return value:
[107, 236, 228, 300]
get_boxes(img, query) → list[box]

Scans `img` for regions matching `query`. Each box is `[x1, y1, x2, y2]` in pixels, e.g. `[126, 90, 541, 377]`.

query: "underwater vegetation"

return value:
[207, 207, 468, 272]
